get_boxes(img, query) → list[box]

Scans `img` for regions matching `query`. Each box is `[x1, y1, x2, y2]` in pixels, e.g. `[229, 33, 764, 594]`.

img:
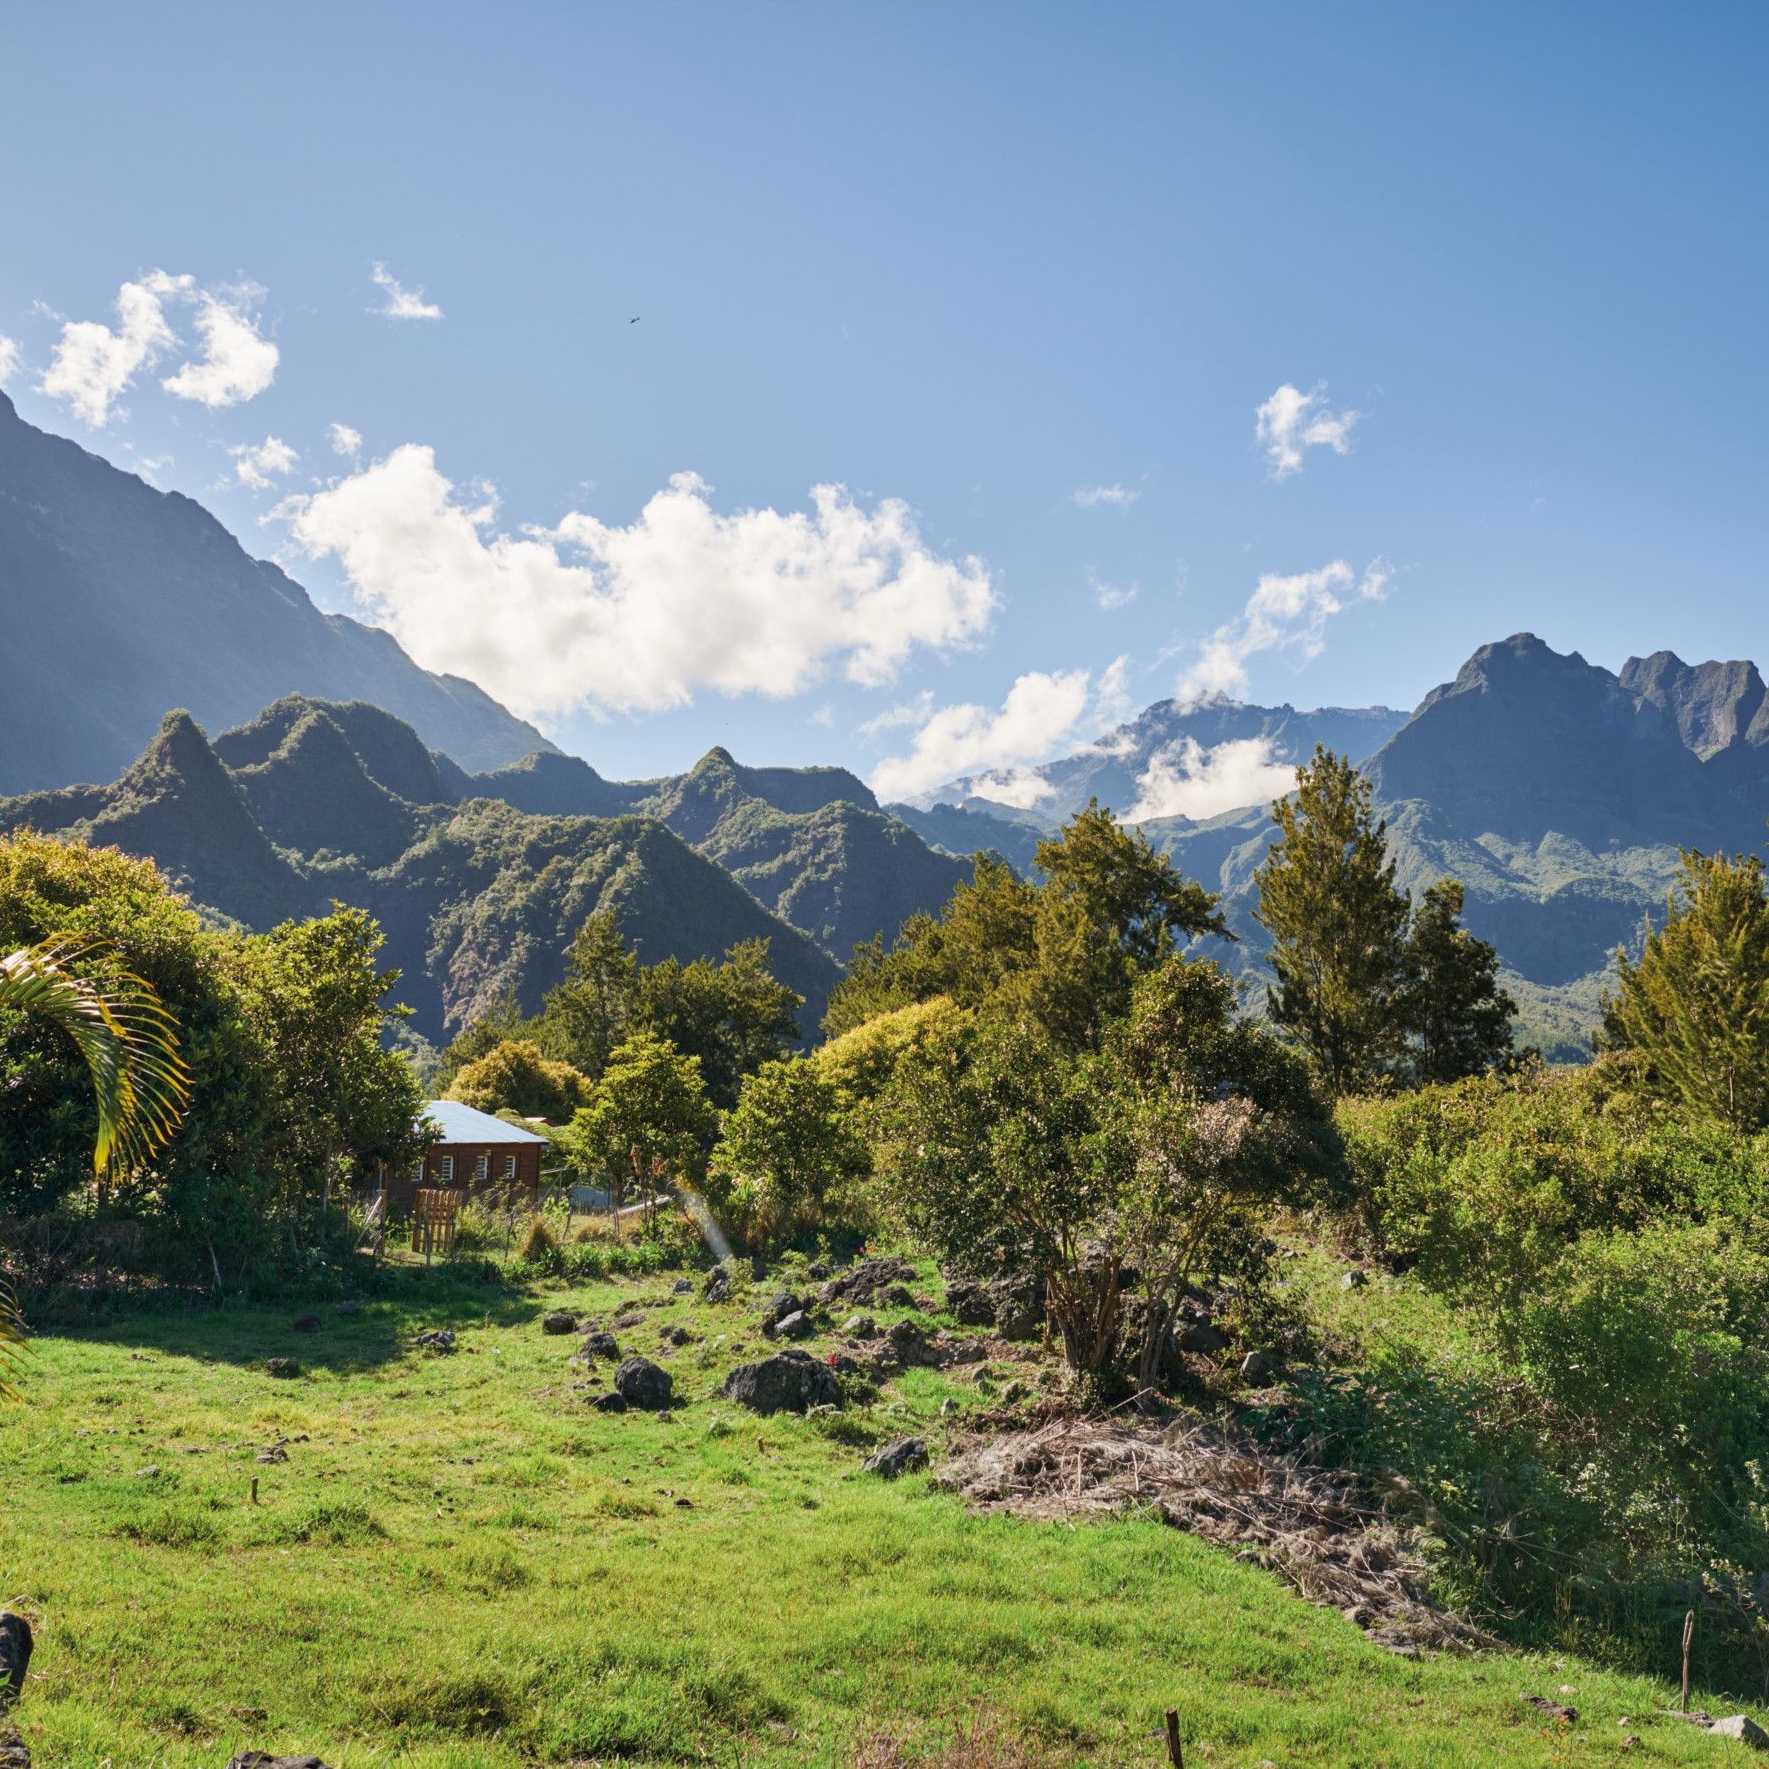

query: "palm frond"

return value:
[0, 1279, 24, 1403]
[0, 937, 191, 1176]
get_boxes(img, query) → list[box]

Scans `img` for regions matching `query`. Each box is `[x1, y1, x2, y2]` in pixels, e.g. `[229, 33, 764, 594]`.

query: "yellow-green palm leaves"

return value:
[0, 937, 191, 1177]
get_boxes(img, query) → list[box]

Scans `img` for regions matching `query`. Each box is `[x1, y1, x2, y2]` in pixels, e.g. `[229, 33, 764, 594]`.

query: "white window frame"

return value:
[504, 1154, 517, 1181]
[440, 1155, 455, 1184]
[475, 1153, 490, 1183]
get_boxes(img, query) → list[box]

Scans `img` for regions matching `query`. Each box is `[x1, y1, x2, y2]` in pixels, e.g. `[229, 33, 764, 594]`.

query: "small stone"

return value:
[541, 1311, 578, 1335]
[593, 1391, 629, 1414]
[807, 1261, 830, 1280]
[862, 1437, 928, 1479]
[1176, 1320, 1228, 1355]
[1340, 1269, 1368, 1291]
[882, 1283, 916, 1309]
[939, 1397, 958, 1417]
[1240, 1351, 1275, 1383]
[132, 1465, 161, 1478]
[945, 1279, 996, 1327]
[0, 1611, 31, 1710]
[265, 1356, 300, 1379]
[774, 1310, 814, 1341]
[336, 1299, 361, 1316]
[580, 1330, 620, 1360]
[227, 1755, 333, 1769]
[658, 1324, 692, 1347]
[292, 1314, 321, 1334]
[672, 1278, 694, 1294]
[613, 1356, 674, 1410]
[702, 1269, 732, 1304]
[255, 1446, 288, 1464]
[843, 1314, 876, 1336]
[1000, 1378, 1030, 1405]
[413, 1328, 456, 1354]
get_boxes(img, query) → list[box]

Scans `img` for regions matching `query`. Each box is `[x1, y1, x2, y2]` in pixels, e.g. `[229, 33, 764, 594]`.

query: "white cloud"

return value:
[1176, 560, 1389, 706]
[161, 287, 278, 408]
[1090, 570, 1138, 611]
[370, 263, 443, 320]
[1072, 482, 1140, 511]
[287, 446, 996, 721]
[329, 422, 363, 458]
[39, 270, 190, 426]
[0, 337, 18, 384]
[868, 663, 1130, 807]
[230, 435, 299, 491]
[1255, 382, 1358, 480]
[1126, 736, 1298, 824]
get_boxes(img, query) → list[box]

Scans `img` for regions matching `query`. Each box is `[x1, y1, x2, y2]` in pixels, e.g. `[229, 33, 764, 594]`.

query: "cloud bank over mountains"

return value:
[286, 444, 997, 722]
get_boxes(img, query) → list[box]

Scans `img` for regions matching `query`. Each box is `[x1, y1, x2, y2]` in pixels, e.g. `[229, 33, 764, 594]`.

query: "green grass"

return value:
[0, 1268, 1743, 1768]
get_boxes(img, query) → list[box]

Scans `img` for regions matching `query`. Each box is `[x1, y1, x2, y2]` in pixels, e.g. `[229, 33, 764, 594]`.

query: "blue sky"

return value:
[1, 2, 1764, 801]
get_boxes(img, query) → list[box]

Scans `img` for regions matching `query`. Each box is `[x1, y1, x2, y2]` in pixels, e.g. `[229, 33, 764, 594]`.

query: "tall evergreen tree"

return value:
[1402, 879, 1518, 1083]
[1601, 848, 1769, 1129]
[1254, 747, 1411, 1095]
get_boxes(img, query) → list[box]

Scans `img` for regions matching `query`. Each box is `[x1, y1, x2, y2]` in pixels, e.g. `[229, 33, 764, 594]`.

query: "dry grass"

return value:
[936, 1417, 1492, 1656]
[851, 1710, 1075, 1769]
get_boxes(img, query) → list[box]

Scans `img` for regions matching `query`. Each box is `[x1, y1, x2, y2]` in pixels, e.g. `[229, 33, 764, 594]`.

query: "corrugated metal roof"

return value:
[421, 1100, 550, 1145]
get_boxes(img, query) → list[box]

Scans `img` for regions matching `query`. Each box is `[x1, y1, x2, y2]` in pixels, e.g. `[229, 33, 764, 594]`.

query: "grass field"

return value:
[0, 1262, 1746, 1768]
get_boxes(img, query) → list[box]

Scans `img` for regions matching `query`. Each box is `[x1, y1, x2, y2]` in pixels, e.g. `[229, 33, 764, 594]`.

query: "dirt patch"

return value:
[935, 1417, 1490, 1656]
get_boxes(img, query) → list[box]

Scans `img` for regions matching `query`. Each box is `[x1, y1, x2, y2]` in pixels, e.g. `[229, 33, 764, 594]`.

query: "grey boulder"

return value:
[541, 1310, 578, 1335]
[613, 1356, 674, 1410]
[721, 1349, 843, 1415]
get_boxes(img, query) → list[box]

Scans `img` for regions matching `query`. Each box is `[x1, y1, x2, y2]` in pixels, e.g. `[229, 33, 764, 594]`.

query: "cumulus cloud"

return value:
[1256, 382, 1358, 480]
[1126, 736, 1298, 824]
[370, 263, 443, 320]
[1176, 560, 1388, 706]
[1072, 482, 1139, 511]
[329, 422, 363, 458]
[230, 435, 299, 490]
[39, 270, 190, 426]
[868, 661, 1129, 807]
[287, 446, 996, 721]
[161, 287, 278, 407]
[0, 337, 18, 384]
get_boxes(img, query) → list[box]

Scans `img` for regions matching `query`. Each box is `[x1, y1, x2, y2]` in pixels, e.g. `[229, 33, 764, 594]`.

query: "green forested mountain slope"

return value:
[0, 709, 839, 1042]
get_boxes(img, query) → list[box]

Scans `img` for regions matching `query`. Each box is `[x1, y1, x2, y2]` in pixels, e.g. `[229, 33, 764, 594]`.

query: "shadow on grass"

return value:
[37, 1260, 561, 1373]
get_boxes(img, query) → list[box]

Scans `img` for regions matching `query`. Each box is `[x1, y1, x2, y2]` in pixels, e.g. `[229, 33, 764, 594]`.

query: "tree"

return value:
[537, 912, 638, 1078]
[564, 1033, 718, 1225]
[445, 1038, 590, 1121]
[1108, 957, 1330, 1386]
[1601, 849, 1769, 1129]
[1254, 747, 1411, 1095]
[1403, 880, 1518, 1084]
[433, 989, 533, 1095]
[883, 1015, 1125, 1388]
[708, 1057, 867, 1248]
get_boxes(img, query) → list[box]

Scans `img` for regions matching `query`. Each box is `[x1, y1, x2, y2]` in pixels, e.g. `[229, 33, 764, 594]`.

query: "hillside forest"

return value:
[9, 727, 1769, 1715]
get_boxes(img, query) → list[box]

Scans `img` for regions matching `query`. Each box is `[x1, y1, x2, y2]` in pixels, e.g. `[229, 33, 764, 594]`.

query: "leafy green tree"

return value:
[708, 1057, 867, 1248]
[1601, 849, 1769, 1129]
[629, 939, 800, 1109]
[1254, 747, 1412, 1095]
[1403, 879, 1518, 1084]
[564, 1033, 718, 1223]
[433, 988, 533, 1095]
[537, 911, 639, 1078]
[826, 805, 1224, 1049]
[445, 1038, 590, 1122]
[883, 1015, 1125, 1387]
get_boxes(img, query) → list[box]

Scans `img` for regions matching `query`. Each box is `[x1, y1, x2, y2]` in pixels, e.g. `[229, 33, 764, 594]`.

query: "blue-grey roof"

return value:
[420, 1100, 550, 1146]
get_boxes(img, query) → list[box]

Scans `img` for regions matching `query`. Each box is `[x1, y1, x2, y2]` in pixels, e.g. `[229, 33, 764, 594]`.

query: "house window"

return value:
[440, 1155, 455, 1184]
[410, 1158, 423, 1181]
[475, 1154, 489, 1182]
[504, 1155, 517, 1181]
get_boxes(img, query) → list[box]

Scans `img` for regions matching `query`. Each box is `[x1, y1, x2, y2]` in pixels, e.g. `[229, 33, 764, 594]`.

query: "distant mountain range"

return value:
[0, 391, 548, 792]
[0, 693, 980, 1044]
[5, 396, 1766, 1061]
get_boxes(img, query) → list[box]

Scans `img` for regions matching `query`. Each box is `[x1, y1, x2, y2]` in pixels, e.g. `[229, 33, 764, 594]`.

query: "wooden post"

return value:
[1682, 1608, 1695, 1712]
[249, 1476, 259, 1506]
[1164, 1709, 1183, 1769]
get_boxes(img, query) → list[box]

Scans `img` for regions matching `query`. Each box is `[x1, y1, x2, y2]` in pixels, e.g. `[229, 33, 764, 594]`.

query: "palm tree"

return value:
[0, 937, 191, 1398]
